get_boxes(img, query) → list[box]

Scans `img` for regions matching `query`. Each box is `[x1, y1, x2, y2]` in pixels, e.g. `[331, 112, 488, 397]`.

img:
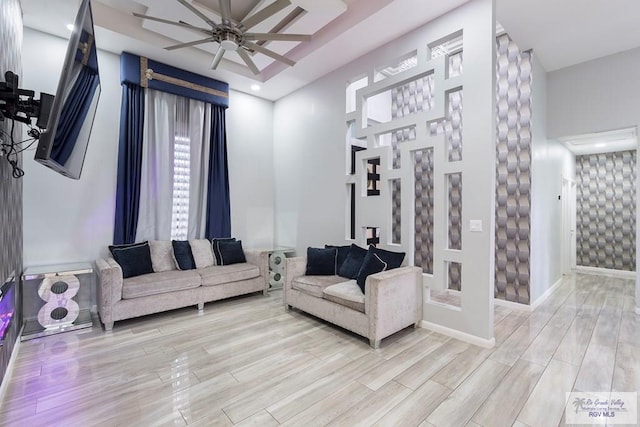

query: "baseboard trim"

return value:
[420, 320, 495, 349]
[574, 266, 636, 279]
[530, 277, 564, 311]
[0, 325, 23, 404]
[493, 298, 532, 312]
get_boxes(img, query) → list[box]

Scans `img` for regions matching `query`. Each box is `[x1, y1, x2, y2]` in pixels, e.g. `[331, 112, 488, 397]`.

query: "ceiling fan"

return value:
[133, 0, 312, 74]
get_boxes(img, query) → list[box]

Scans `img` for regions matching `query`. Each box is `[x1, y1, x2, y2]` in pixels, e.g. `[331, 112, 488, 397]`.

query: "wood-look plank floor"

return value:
[0, 273, 638, 426]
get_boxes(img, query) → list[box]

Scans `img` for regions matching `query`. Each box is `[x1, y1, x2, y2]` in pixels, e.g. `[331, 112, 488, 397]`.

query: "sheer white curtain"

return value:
[135, 89, 211, 242]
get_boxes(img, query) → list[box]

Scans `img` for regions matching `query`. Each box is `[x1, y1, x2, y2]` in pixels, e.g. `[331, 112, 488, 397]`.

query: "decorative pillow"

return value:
[189, 239, 215, 269]
[369, 246, 405, 269]
[108, 241, 154, 279]
[306, 247, 338, 275]
[149, 240, 176, 272]
[338, 244, 368, 279]
[218, 240, 246, 265]
[325, 244, 351, 273]
[172, 240, 196, 270]
[211, 237, 236, 265]
[356, 251, 388, 292]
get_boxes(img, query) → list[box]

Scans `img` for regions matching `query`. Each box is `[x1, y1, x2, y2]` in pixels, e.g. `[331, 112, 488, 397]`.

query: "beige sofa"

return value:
[96, 249, 268, 330]
[284, 256, 423, 348]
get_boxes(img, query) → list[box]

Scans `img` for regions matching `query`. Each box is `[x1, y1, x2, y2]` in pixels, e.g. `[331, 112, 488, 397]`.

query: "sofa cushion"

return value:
[211, 237, 236, 265]
[356, 251, 388, 292]
[323, 280, 365, 313]
[172, 240, 196, 270]
[305, 247, 337, 275]
[338, 244, 367, 279]
[199, 263, 260, 287]
[325, 244, 351, 273]
[218, 240, 247, 265]
[189, 239, 215, 269]
[122, 270, 201, 299]
[368, 245, 405, 269]
[149, 240, 176, 272]
[291, 275, 346, 298]
[109, 241, 154, 279]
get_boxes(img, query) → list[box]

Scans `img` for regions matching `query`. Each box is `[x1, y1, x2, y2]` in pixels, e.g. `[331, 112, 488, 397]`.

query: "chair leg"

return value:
[369, 338, 381, 349]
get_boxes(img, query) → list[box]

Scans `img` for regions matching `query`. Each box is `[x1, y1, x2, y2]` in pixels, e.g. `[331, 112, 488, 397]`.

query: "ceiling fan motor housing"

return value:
[219, 30, 241, 51]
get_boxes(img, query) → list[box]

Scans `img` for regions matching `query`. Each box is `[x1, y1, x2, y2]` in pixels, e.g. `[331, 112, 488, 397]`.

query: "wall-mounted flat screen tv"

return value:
[34, 0, 100, 180]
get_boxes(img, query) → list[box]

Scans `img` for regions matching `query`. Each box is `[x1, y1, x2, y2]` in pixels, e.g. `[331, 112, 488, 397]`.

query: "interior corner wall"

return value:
[547, 48, 640, 310]
[0, 0, 24, 285]
[21, 28, 275, 267]
[225, 91, 275, 249]
[529, 53, 575, 304]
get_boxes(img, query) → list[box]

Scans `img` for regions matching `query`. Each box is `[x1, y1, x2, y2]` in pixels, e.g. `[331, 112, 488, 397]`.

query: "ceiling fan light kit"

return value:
[134, 0, 313, 75]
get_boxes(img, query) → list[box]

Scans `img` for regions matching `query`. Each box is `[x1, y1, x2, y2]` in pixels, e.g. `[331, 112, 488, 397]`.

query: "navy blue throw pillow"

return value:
[211, 237, 236, 265]
[325, 244, 351, 273]
[338, 244, 368, 279]
[306, 247, 338, 275]
[109, 241, 154, 279]
[356, 250, 388, 292]
[172, 240, 196, 270]
[218, 240, 246, 265]
[370, 245, 405, 269]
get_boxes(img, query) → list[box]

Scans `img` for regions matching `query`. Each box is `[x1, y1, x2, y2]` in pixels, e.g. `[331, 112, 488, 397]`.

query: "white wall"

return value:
[22, 28, 120, 266]
[547, 47, 640, 139]
[226, 91, 275, 249]
[21, 28, 275, 267]
[547, 47, 640, 310]
[530, 53, 576, 303]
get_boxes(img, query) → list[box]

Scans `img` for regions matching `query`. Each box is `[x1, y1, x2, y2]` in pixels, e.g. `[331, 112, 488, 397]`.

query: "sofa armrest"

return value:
[244, 249, 269, 290]
[96, 257, 124, 327]
[284, 256, 307, 305]
[366, 266, 423, 342]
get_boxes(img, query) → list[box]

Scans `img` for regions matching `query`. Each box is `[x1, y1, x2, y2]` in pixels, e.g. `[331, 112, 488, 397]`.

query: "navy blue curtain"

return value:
[205, 104, 231, 238]
[113, 83, 145, 244]
[50, 67, 99, 165]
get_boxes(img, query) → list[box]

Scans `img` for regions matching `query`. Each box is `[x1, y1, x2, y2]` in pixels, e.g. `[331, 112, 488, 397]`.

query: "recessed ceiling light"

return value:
[250, 84, 261, 91]
[594, 143, 606, 148]
[66, 24, 75, 31]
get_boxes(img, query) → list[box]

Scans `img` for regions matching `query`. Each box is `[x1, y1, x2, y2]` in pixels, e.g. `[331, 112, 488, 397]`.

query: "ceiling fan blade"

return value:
[165, 37, 214, 51]
[177, 20, 214, 35]
[176, 0, 216, 25]
[244, 41, 295, 67]
[219, 0, 232, 24]
[245, 33, 311, 42]
[134, 13, 208, 31]
[240, 0, 290, 30]
[210, 47, 226, 70]
[236, 48, 260, 75]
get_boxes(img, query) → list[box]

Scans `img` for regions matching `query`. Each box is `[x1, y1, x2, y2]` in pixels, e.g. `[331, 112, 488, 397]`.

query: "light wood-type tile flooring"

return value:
[0, 273, 638, 426]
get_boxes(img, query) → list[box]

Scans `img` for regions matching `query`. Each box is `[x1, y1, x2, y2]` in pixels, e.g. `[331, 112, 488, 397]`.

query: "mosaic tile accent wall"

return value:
[495, 33, 532, 304]
[414, 148, 434, 273]
[391, 76, 433, 245]
[0, 0, 24, 285]
[576, 150, 636, 271]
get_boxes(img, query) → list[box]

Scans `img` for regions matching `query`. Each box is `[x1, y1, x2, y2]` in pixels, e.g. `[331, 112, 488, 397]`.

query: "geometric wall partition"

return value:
[576, 150, 637, 271]
[495, 33, 532, 304]
[344, 0, 496, 345]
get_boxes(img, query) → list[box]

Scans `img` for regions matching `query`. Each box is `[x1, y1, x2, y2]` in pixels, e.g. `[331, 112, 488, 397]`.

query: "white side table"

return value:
[21, 262, 94, 341]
